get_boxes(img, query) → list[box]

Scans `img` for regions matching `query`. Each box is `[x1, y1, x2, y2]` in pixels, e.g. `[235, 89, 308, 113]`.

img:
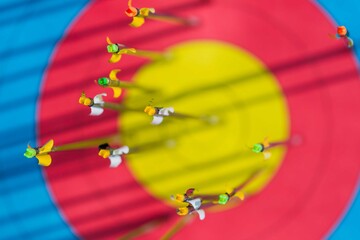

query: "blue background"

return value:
[0, 0, 358, 239]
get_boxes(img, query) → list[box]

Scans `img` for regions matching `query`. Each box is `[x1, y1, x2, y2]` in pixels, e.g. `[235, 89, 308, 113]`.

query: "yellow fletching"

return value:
[78, 96, 85, 104]
[109, 69, 120, 80]
[235, 191, 245, 200]
[111, 87, 122, 98]
[106, 36, 113, 45]
[263, 137, 270, 148]
[84, 98, 92, 106]
[36, 154, 52, 167]
[140, 8, 154, 17]
[109, 54, 121, 63]
[119, 48, 136, 54]
[144, 106, 156, 116]
[130, 16, 145, 28]
[99, 149, 111, 159]
[177, 207, 189, 216]
[39, 139, 54, 154]
[174, 194, 185, 202]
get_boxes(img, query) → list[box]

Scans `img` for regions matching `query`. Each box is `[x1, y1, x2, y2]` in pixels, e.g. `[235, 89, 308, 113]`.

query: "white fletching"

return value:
[159, 107, 174, 116]
[109, 155, 122, 168]
[94, 93, 107, 104]
[187, 198, 202, 210]
[108, 146, 129, 168]
[89, 93, 106, 116]
[90, 106, 104, 116]
[151, 115, 164, 125]
[196, 209, 205, 220]
[112, 146, 130, 155]
[263, 151, 272, 160]
[150, 107, 174, 125]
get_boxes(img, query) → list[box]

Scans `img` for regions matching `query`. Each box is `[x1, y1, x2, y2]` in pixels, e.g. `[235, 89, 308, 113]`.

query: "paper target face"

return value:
[1, 0, 360, 239]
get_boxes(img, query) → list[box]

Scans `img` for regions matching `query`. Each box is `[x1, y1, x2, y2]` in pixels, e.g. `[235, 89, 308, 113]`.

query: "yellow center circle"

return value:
[120, 40, 289, 207]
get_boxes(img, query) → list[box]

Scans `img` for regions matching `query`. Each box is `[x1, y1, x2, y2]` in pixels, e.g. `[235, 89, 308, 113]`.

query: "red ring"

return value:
[39, 0, 360, 239]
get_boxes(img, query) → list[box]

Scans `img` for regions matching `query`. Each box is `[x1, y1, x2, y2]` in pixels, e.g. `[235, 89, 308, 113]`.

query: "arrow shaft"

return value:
[148, 13, 196, 26]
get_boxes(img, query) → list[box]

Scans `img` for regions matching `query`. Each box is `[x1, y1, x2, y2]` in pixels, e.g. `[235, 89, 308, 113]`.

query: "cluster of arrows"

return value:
[22, 0, 307, 232]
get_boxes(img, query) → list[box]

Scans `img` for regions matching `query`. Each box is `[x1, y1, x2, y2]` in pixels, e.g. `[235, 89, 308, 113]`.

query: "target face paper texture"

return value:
[0, 0, 359, 239]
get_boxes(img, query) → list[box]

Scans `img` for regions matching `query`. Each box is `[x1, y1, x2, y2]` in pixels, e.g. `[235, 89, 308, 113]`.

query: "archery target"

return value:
[0, 0, 359, 239]
[38, 0, 360, 239]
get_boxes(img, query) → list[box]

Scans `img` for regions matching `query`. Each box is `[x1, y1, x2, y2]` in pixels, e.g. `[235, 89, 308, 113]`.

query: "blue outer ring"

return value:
[0, 1, 358, 239]
[0, 1, 88, 239]
[316, 2, 360, 239]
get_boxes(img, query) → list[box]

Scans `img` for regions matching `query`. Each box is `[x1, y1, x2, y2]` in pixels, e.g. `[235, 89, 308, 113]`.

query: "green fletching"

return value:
[107, 44, 119, 53]
[252, 143, 264, 153]
[98, 77, 110, 86]
[24, 148, 36, 158]
[218, 194, 229, 205]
